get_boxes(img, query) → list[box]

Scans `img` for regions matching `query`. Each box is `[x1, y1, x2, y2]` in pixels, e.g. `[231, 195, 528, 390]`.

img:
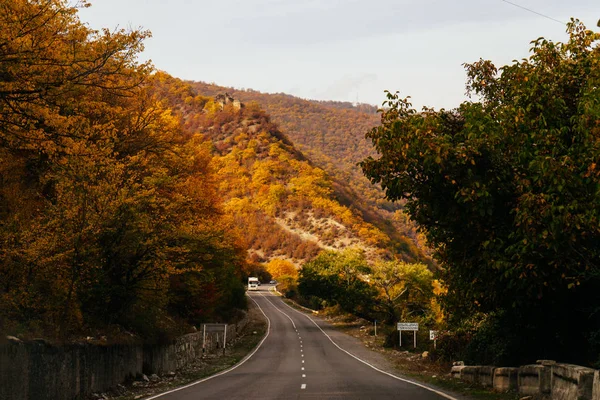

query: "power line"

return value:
[501, 0, 565, 25]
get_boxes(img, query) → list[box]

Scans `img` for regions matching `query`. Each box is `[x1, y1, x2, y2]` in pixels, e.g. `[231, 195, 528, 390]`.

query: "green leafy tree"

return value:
[370, 261, 434, 324]
[361, 21, 600, 365]
[298, 248, 376, 318]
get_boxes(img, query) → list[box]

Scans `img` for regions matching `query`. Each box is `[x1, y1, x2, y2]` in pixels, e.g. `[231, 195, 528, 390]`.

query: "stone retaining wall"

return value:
[451, 361, 600, 400]
[0, 342, 144, 400]
[0, 317, 247, 400]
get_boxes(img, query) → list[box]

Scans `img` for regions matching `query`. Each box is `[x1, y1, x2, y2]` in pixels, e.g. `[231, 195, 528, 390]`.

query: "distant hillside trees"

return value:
[361, 21, 600, 366]
[266, 259, 298, 281]
[189, 81, 429, 264]
[266, 259, 298, 297]
[152, 74, 397, 264]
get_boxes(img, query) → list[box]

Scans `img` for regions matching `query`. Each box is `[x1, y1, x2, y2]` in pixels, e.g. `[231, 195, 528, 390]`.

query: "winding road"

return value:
[147, 285, 457, 400]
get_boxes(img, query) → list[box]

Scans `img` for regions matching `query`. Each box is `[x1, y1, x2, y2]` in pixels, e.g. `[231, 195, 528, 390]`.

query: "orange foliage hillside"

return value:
[186, 81, 431, 262]
[153, 74, 428, 265]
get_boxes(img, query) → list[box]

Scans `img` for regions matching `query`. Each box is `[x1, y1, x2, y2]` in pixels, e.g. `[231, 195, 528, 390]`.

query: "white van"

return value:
[248, 277, 259, 291]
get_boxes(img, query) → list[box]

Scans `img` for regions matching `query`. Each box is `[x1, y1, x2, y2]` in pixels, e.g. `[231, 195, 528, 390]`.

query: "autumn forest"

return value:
[0, 0, 427, 343]
[1, 0, 599, 369]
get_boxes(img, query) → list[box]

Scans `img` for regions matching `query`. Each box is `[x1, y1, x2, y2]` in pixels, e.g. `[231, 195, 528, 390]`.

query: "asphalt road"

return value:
[148, 286, 456, 400]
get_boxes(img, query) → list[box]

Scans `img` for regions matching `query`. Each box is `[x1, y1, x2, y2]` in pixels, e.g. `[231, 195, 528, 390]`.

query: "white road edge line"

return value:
[145, 294, 271, 399]
[279, 299, 459, 400]
[259, 292, 297, 330]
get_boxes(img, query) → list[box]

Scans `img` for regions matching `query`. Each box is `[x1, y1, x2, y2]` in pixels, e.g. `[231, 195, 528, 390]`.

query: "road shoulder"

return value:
[89, 298, 268, 400]
[281, 298, 518, 400]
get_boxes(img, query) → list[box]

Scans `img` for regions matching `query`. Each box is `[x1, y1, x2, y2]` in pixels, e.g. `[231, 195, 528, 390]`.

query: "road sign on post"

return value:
[430, 330, 438, 349]
[397, 323, 419, 331]
[397, 323, 419, 348]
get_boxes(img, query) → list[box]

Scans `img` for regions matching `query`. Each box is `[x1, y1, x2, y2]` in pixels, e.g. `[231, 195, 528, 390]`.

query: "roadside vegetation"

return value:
[361, 20, 599, 367]
[288, 248, 445, 350]
[290, 20, 600, 371]
[0, 0, 247, 343]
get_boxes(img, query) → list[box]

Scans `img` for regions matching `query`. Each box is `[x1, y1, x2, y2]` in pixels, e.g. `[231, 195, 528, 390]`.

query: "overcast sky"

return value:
[78, 0, 598, 109]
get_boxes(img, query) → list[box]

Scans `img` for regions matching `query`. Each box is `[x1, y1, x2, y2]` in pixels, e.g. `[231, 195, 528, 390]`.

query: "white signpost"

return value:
[397, 322, 419, 348]
[429, 330, 439, 349]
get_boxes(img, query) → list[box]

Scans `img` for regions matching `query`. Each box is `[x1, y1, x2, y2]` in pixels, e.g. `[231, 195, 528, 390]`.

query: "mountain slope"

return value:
[153, 74, 426, 264]
[187, 81, 431, 262]
[187, 83, 385, 210]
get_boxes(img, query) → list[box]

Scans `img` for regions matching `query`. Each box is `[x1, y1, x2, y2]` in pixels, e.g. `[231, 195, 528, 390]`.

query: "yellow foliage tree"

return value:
[266, 259, 298, 281]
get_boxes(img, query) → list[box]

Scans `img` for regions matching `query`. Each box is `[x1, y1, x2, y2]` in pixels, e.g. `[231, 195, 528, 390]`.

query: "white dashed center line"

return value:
[301, 367, 305, 371]
[302, 374, 306, 378]
[301, 384, 306, 390]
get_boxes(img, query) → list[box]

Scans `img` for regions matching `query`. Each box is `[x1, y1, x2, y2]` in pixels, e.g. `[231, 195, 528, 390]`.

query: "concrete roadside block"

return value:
[593, 370, 600, 400]
[477, 366, 495, 387]
[493, 367, 519, 392]
[451, 365, 465, 379]
[518, 364, 551, 396]
[551, 363, 595, 400]
[461, 366, 479, 383]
